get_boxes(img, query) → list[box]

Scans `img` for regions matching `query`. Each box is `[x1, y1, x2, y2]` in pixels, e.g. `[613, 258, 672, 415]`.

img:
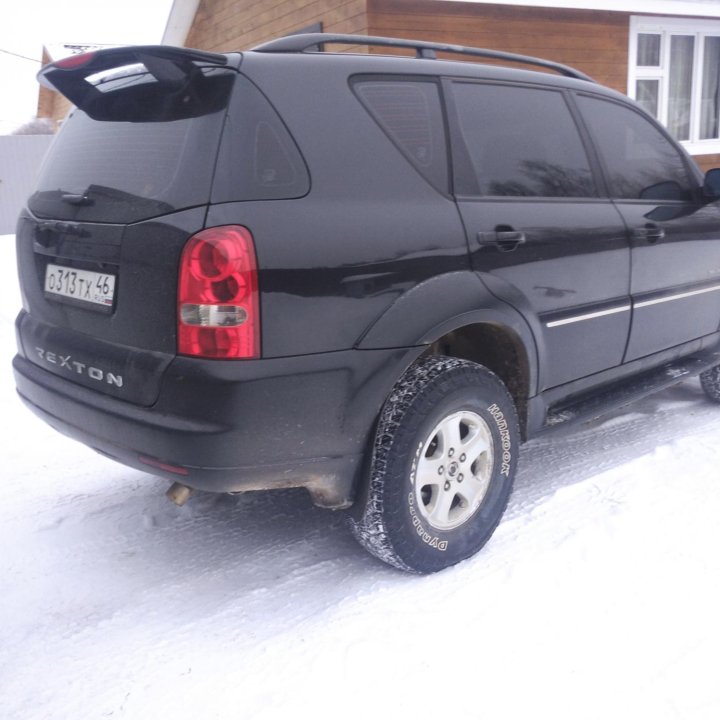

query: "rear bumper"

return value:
[13, 344, 416, 508]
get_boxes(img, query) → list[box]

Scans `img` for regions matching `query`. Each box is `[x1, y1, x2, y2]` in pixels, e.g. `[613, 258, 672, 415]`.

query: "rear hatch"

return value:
[16, 46, 237, 405]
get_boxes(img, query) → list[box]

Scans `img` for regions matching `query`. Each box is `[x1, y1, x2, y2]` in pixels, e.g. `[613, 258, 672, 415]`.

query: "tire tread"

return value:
[700, 364, 720, 403]
[349, 355, 518, 573]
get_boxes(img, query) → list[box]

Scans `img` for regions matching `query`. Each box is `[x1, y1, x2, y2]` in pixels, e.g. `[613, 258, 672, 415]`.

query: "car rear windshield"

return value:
[29, 67, 235, 224]
[29, 68, 309, 223]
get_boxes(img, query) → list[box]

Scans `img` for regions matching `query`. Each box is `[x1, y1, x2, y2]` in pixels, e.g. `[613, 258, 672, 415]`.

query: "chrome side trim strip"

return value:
[546, 305, 631, 328]
[546, 284, 720, 328]
[634, 284, 720, 309]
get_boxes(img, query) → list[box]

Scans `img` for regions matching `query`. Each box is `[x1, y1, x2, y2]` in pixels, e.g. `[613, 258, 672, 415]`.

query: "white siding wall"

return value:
[0, 135, 53, 235]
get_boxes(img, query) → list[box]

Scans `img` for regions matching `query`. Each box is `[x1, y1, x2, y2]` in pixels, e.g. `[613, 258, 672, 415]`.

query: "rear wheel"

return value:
[349, 356, 519, 574]
[700, 364, 720, 402]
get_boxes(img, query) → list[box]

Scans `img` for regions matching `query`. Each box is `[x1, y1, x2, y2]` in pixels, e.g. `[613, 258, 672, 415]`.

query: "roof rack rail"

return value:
[253, 33, 595, 83]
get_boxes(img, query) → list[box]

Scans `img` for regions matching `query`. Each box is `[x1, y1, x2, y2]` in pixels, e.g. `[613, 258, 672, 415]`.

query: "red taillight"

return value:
[178, 226, 259, 359]
[54, 52, 97, 70]
[138, 456, 189, 476]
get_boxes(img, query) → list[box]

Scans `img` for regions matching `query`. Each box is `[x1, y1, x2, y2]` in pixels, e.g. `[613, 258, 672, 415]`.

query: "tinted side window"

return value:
[353, 79, 448, 193]
[577, 95, 695, 201]
[212, 75, 310, 203]
[452, 82, 596, 198]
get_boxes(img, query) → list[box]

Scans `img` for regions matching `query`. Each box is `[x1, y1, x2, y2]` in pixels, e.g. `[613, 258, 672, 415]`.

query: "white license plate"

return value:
[44, 264, 116, 307]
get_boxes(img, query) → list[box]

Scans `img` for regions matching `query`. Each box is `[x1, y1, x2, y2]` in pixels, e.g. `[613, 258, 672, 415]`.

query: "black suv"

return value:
[13, 34, 720, 573]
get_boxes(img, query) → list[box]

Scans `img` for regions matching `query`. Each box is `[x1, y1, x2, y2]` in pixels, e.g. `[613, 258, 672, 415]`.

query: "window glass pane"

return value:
[354, 80, 448, 193]
[212, 75, 310, 203]
[668, 35, 695, 141]
[452, 83, 596, 197]
[578, 95, 694, 201]
[32, 109, 225, 224]
[637, 33, 662, 66]
[636, 79, 660, 117]
[701, 36, 720, 139]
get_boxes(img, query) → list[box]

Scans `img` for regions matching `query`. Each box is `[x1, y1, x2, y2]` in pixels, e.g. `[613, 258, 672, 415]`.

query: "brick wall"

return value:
[185, 0, 368, 51]
[367, 0, 628, 92]
[36, 48, 73, 128]
[694, 154, 720, 175]
[36, 92, 72, 128]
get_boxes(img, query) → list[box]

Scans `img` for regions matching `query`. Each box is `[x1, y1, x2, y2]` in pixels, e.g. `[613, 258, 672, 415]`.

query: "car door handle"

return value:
[477, 228, 527, 251]
[631, 224, 665, 243]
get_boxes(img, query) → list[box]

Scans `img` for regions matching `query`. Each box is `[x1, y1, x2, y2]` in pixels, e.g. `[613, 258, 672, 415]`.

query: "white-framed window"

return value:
[629, 16, 720, 155]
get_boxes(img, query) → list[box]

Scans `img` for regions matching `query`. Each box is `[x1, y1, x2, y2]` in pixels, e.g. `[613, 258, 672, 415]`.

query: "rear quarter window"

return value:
[352, 77, 449, 194]
[211, 75, 310, 203]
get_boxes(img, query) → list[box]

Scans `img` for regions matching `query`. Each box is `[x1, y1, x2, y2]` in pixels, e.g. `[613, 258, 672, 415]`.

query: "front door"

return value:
[577, 93, 720, 362]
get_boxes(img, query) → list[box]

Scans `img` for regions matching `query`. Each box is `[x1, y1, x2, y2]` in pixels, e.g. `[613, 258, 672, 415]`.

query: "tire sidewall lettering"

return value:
[353, 357, 520, 573]
[404, 398, 515, 557]
[408, 439, 449, 552]
[407, 489, 449, 552]
[486, 402, 513, 477]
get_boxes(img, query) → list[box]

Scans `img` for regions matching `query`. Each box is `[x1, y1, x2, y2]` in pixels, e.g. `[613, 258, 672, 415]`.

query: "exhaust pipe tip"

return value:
[166, 482, 194, 506]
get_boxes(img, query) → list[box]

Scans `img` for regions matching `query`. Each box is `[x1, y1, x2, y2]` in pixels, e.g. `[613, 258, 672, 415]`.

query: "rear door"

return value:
[576, 93, 720, 361]
[448, 80, 631, 391]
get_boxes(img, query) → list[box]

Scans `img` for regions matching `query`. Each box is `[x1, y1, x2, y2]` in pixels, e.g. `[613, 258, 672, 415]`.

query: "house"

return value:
[159, 0, 720, 173]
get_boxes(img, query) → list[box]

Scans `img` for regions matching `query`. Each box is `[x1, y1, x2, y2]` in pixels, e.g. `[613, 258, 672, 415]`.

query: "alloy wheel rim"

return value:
[414, 410, 495, 531]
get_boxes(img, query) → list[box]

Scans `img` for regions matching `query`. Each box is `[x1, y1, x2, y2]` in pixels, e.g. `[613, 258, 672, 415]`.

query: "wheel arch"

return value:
[356, 271, 538, 435]
[421, 320, 532, 436]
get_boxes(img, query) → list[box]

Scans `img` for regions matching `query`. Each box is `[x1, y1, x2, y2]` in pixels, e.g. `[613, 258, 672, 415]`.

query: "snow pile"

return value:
[1, 233, 720, 719]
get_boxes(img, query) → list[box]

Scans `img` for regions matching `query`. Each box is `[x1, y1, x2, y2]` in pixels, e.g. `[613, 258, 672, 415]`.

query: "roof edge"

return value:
[438, 0, 720, 19]
[162, 0, 201, 46]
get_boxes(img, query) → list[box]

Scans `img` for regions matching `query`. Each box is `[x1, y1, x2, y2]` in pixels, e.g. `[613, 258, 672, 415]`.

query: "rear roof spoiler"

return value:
[38, 45, 229, 110]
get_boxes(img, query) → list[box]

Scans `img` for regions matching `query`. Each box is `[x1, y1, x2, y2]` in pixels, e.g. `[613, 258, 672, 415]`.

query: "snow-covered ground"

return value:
[2, 232, 720, 720]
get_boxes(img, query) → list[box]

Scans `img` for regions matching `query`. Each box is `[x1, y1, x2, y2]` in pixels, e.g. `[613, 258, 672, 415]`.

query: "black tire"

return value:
[700, 364, 720, 403]
[349, 356, 520, 574]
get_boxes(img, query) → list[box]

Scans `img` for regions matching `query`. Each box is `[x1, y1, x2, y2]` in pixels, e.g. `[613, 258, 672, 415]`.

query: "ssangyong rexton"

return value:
[13, 35, 720, 573]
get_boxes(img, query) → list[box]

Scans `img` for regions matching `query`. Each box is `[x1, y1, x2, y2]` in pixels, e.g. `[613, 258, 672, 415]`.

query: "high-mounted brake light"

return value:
[54, 52, 97, 70]
[178, 226, 260, 359]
